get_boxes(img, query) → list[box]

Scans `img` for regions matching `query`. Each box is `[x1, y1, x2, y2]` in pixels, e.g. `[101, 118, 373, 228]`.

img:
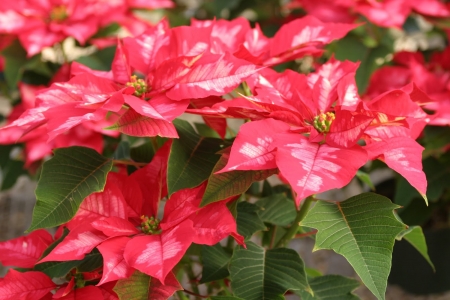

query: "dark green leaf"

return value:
[1, 40, 52, 89]
[255, 193, 296, 226]
[1, 158, 27, 191]
[113, 141, 130, 160]
[397, 226, 434, 271]
[130, 140, 155, 163]
[27, 146, 113, 231]
[76, 248, 103, 272]
[302, 193, 405, 300]
[236, 202, 266, 238]
[356, 170, 375, 191]
[168, 119, 227, 195]
[333, 36, 392, 93]
[297, 275, 360, 300]
[76, 46, 116, 71]
[229, 242, 308, 300]
[201, 153, 277, 206]
[200, 243, 232, 283]
[210, 297, 244, 300]
[34, 259, 81, 278]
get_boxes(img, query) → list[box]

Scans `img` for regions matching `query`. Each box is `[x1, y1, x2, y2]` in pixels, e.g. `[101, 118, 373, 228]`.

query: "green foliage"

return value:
[302, 193, 405, 300]
[236, 202, 266, 238]
[255, 193, 297, 226]
[200, 243, 232, 283]
[114, 270, 152, 299]
[28, 147, 112, 231]
[168, 120, 227, 195]
[297, 275, 360, 300]
[397, 226, 435, 271]
[0, 145, 27, 190]
[1, 40, 52, 89]
[201, 153, 277, 206]
[229, 242, 308, 300]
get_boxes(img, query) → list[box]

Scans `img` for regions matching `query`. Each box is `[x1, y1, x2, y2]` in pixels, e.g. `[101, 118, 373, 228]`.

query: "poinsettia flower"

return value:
[39, 142, 243, 284]
[365, 50, 450, 126]
[0, 67, 106, 167]
[206, 58, 427, 204]
[0, 0, 119, 56]
[286, 0, 450, 28]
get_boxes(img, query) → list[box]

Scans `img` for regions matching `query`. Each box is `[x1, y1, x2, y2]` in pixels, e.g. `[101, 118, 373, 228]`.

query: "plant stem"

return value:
[112, 160, 147, 167]
[184, 263, 200, 297]
[177, 290, 189, 300]
[274, 196, 314, 248]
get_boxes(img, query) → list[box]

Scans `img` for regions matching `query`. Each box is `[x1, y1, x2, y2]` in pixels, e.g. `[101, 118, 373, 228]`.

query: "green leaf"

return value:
[333, 36, 392, 93]
[1, 40, 52, 89]
[168, 119, 227, 195]
[35, 247, 102, 279]
[34, 228, 80, 277]
[302, 193, 405, 300]
[27, 146, 113, 232]
[297, 275, 360, 300]
[210, 297, 244, 300]
[76, 46, 116, 71]
[201, 153, 277, 206]
[236, 202, 266, 238]
[1, 158, 27, 191]
[114, 270, 152, 299]
[130, 140, 155, 163]
[229, 241, 308, 300]
[113, 270, 180, 299]
[396, 226, 435, 271]
[255, 193, 296, 226]
[76, 248, 103, 272]
[113, 141, 130, 160]
[356, 170, 375, 191]
[34, 259, 81, 278]
[200, 243, 232, 283]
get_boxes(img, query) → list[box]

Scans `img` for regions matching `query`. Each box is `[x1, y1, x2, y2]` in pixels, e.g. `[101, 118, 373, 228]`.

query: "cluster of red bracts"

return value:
[0, 8, 446, 298]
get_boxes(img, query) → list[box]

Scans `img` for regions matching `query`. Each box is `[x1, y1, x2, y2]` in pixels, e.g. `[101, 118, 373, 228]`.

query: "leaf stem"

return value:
[275, 196, 314, 248]
[294, 229, 318, 239]
[182, 289, 209, 298]
[112, 159, 147, 167]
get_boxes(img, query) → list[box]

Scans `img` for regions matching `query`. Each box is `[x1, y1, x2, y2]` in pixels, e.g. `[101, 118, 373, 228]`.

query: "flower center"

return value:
[126, 75, 148, 97]
[140, 215, 161, 235]
[313, 112, 335, 133]
[50, 5, 68, 22]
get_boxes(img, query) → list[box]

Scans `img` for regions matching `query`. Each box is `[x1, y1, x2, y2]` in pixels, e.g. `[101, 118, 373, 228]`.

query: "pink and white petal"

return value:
[111, 41, 132, 85]
[190, 200, 244, 246]
[92, 217, 139, 237]
[165, 53, 259, 100]
[0, 229, 53, 268]
[124, 221, 195, 284]
[110, 107, 178, 138]
[161, 184, 206, 230]
[219, 119, 290, 172]
[97, 237, 134, 285]
[275, 135, 367, 205]
[326, 110, 374, 148]
[0, 269, 56, 300]
[38, 223, 106, 263]
[130, 140, 171, 217]
[364, 137, 427, 200]
[65, 177, 128, 230]
[123, 94, 166, 120]
[148, 271, 182, 300]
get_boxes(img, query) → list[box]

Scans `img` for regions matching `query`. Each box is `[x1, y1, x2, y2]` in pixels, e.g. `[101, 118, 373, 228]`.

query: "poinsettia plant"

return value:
[1, 0, 449, 299]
